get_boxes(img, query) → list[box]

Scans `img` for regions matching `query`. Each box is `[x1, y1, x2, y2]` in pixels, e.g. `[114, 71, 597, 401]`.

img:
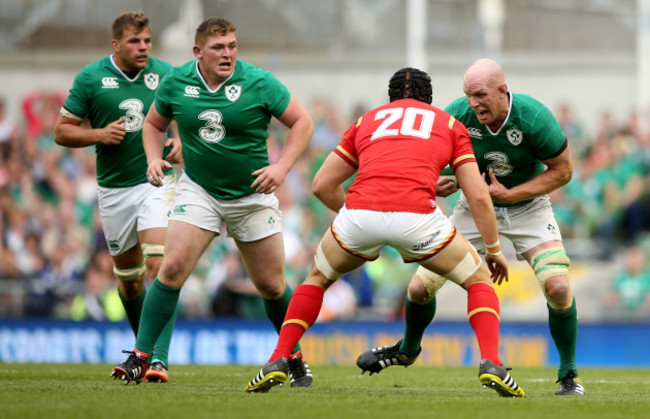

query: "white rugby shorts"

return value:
[169, 173, 283, 242]
[98, 172, 177, 256]
[452, 194, 562, 258]
[331, 205, 456, 262]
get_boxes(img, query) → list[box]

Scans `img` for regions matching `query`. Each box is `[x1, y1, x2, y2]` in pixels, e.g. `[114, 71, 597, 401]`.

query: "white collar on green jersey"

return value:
[486, 92, 514, 136]
[195, 61, 234, 94]
[110, 55, 143, 82]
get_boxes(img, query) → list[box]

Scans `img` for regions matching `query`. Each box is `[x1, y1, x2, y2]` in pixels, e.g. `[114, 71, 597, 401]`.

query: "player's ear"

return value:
[193, 45, 202, 59]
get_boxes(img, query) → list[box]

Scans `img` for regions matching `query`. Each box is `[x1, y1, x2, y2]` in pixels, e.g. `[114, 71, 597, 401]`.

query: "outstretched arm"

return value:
[312, 152, 356, 212]
[251, 95, 314, 194]
[456, 161, 508, 284]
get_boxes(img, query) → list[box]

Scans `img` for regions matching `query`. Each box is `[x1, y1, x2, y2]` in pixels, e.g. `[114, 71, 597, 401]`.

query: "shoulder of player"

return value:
[426, 104, 461, 130]
[444, 97, 473, 122]
[161, 60, 197, 81]
[231, 60, 278, 83]
[77, 56, 111, 75]
[510, 93, 555, 117]
[235, 59, 264, 73]
[444, 96, 470, 112]
[71, 56, 113, 86]
[510, 93, 557, 127]
[145, 56, 173, 72]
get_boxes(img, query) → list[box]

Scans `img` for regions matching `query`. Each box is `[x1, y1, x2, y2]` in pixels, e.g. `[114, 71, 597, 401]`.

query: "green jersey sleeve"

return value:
[154, 71, 174, 119]
[63, 66, 93, 118]
[527, 101, 567, 160]
[261, 72, 291, 118]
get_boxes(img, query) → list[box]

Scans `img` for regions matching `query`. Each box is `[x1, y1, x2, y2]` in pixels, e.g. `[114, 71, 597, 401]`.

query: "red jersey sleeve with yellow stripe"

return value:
[448, 116, 476, 170]
[333, 117, 361, 168]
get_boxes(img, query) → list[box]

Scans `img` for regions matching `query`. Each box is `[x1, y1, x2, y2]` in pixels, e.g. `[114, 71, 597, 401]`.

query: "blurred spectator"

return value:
[309, 96, 346, 153]
[595, 109, 617, 141]
[0, 97, 19, 160]
[556, 102, 587, 157]
[21, 90, 66, 144]
[210, 252, 265, 319]
[24, 241, 85, 317]
[317, 277, 357, 322]
[69, 249, 125, 321]
[350, 102, 368, 122]
[603, 245, 650, 321]
[15, 232, 45, 279]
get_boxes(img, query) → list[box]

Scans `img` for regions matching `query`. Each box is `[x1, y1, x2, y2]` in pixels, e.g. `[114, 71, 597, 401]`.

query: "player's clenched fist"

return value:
[100, 117, 127, 145]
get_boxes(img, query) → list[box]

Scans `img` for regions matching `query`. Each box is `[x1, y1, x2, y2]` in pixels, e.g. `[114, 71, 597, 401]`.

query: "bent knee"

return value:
[412, 265, 446, 302]
[159, 260, 186, 283]
[255, 279, 286, 300]
[544, 275, 571, 301]
[408, 276, 432, 303]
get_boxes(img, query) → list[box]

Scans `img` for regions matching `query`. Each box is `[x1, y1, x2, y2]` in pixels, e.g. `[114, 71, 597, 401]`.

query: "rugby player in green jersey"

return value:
[110, 17, 315, 387]
[54, 11, 180, 383]
[357, 59, 585, 396]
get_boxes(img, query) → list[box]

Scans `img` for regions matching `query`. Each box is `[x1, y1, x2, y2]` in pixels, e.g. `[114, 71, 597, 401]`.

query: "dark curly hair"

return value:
[388, 67, 432, 104]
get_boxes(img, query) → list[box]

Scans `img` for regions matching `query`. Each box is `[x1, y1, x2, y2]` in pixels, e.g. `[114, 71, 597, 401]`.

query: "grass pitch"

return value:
[1, 364, 648, 419]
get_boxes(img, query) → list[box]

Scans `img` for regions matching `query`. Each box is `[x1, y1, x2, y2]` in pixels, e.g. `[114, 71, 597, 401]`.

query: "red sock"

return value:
[467, 282, 501, 365]
[269, 284, 324, 362]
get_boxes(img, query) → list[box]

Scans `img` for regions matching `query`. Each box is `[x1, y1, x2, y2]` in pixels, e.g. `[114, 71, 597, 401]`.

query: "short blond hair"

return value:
[195, 17, 236, 46]
[112, 11, 150, 40]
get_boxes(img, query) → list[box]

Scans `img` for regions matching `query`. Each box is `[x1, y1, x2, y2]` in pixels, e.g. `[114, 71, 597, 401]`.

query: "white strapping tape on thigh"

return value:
[530, 247, 571, 282]
[530, 246, 571, 310]
[142, 244, 165, 259]
[445, 248, 482, 284]
[314, 241, 343, 280]
[113, 263, 146, 282]
[417, 247, 481, 295]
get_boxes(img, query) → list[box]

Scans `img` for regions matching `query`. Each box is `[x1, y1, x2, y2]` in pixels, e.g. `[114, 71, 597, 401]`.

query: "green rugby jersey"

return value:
[154, 59, 291, 200]
[63, 55, 172, 187]
[445, 93, 567, 206]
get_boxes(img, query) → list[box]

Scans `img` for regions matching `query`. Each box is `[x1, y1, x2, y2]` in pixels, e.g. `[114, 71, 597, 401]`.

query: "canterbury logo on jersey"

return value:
[468, 127, 482, 139]
[102, 77, 119, 89]
[184, 86, 200, 97]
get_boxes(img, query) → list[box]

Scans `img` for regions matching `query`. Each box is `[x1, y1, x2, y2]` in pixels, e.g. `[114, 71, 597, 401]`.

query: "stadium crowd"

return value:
[1, 91, 650, 322]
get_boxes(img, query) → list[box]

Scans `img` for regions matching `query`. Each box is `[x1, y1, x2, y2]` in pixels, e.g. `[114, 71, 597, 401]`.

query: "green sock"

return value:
[548, 297, 578, 379]
[400, 296, 436, 357]
[118, 288, 146, 335]
[151, 304, 179, 368]
[135, 278, 181, 356]
[263, 284, 301, 354]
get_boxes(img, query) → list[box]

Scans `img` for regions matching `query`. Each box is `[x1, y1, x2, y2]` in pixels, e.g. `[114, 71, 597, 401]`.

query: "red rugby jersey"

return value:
[334, 98, 475, 213]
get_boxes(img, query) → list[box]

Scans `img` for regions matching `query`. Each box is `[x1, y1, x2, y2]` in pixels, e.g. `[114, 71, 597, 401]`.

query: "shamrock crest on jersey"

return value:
[225, 84, 242, 102]
[506, 129, 523, 146]
[144, 73, 160, 90]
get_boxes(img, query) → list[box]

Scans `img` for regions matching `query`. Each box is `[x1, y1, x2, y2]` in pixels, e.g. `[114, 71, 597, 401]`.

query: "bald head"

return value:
[462, 59, 509, 131]
[464, 59, 505, 90]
